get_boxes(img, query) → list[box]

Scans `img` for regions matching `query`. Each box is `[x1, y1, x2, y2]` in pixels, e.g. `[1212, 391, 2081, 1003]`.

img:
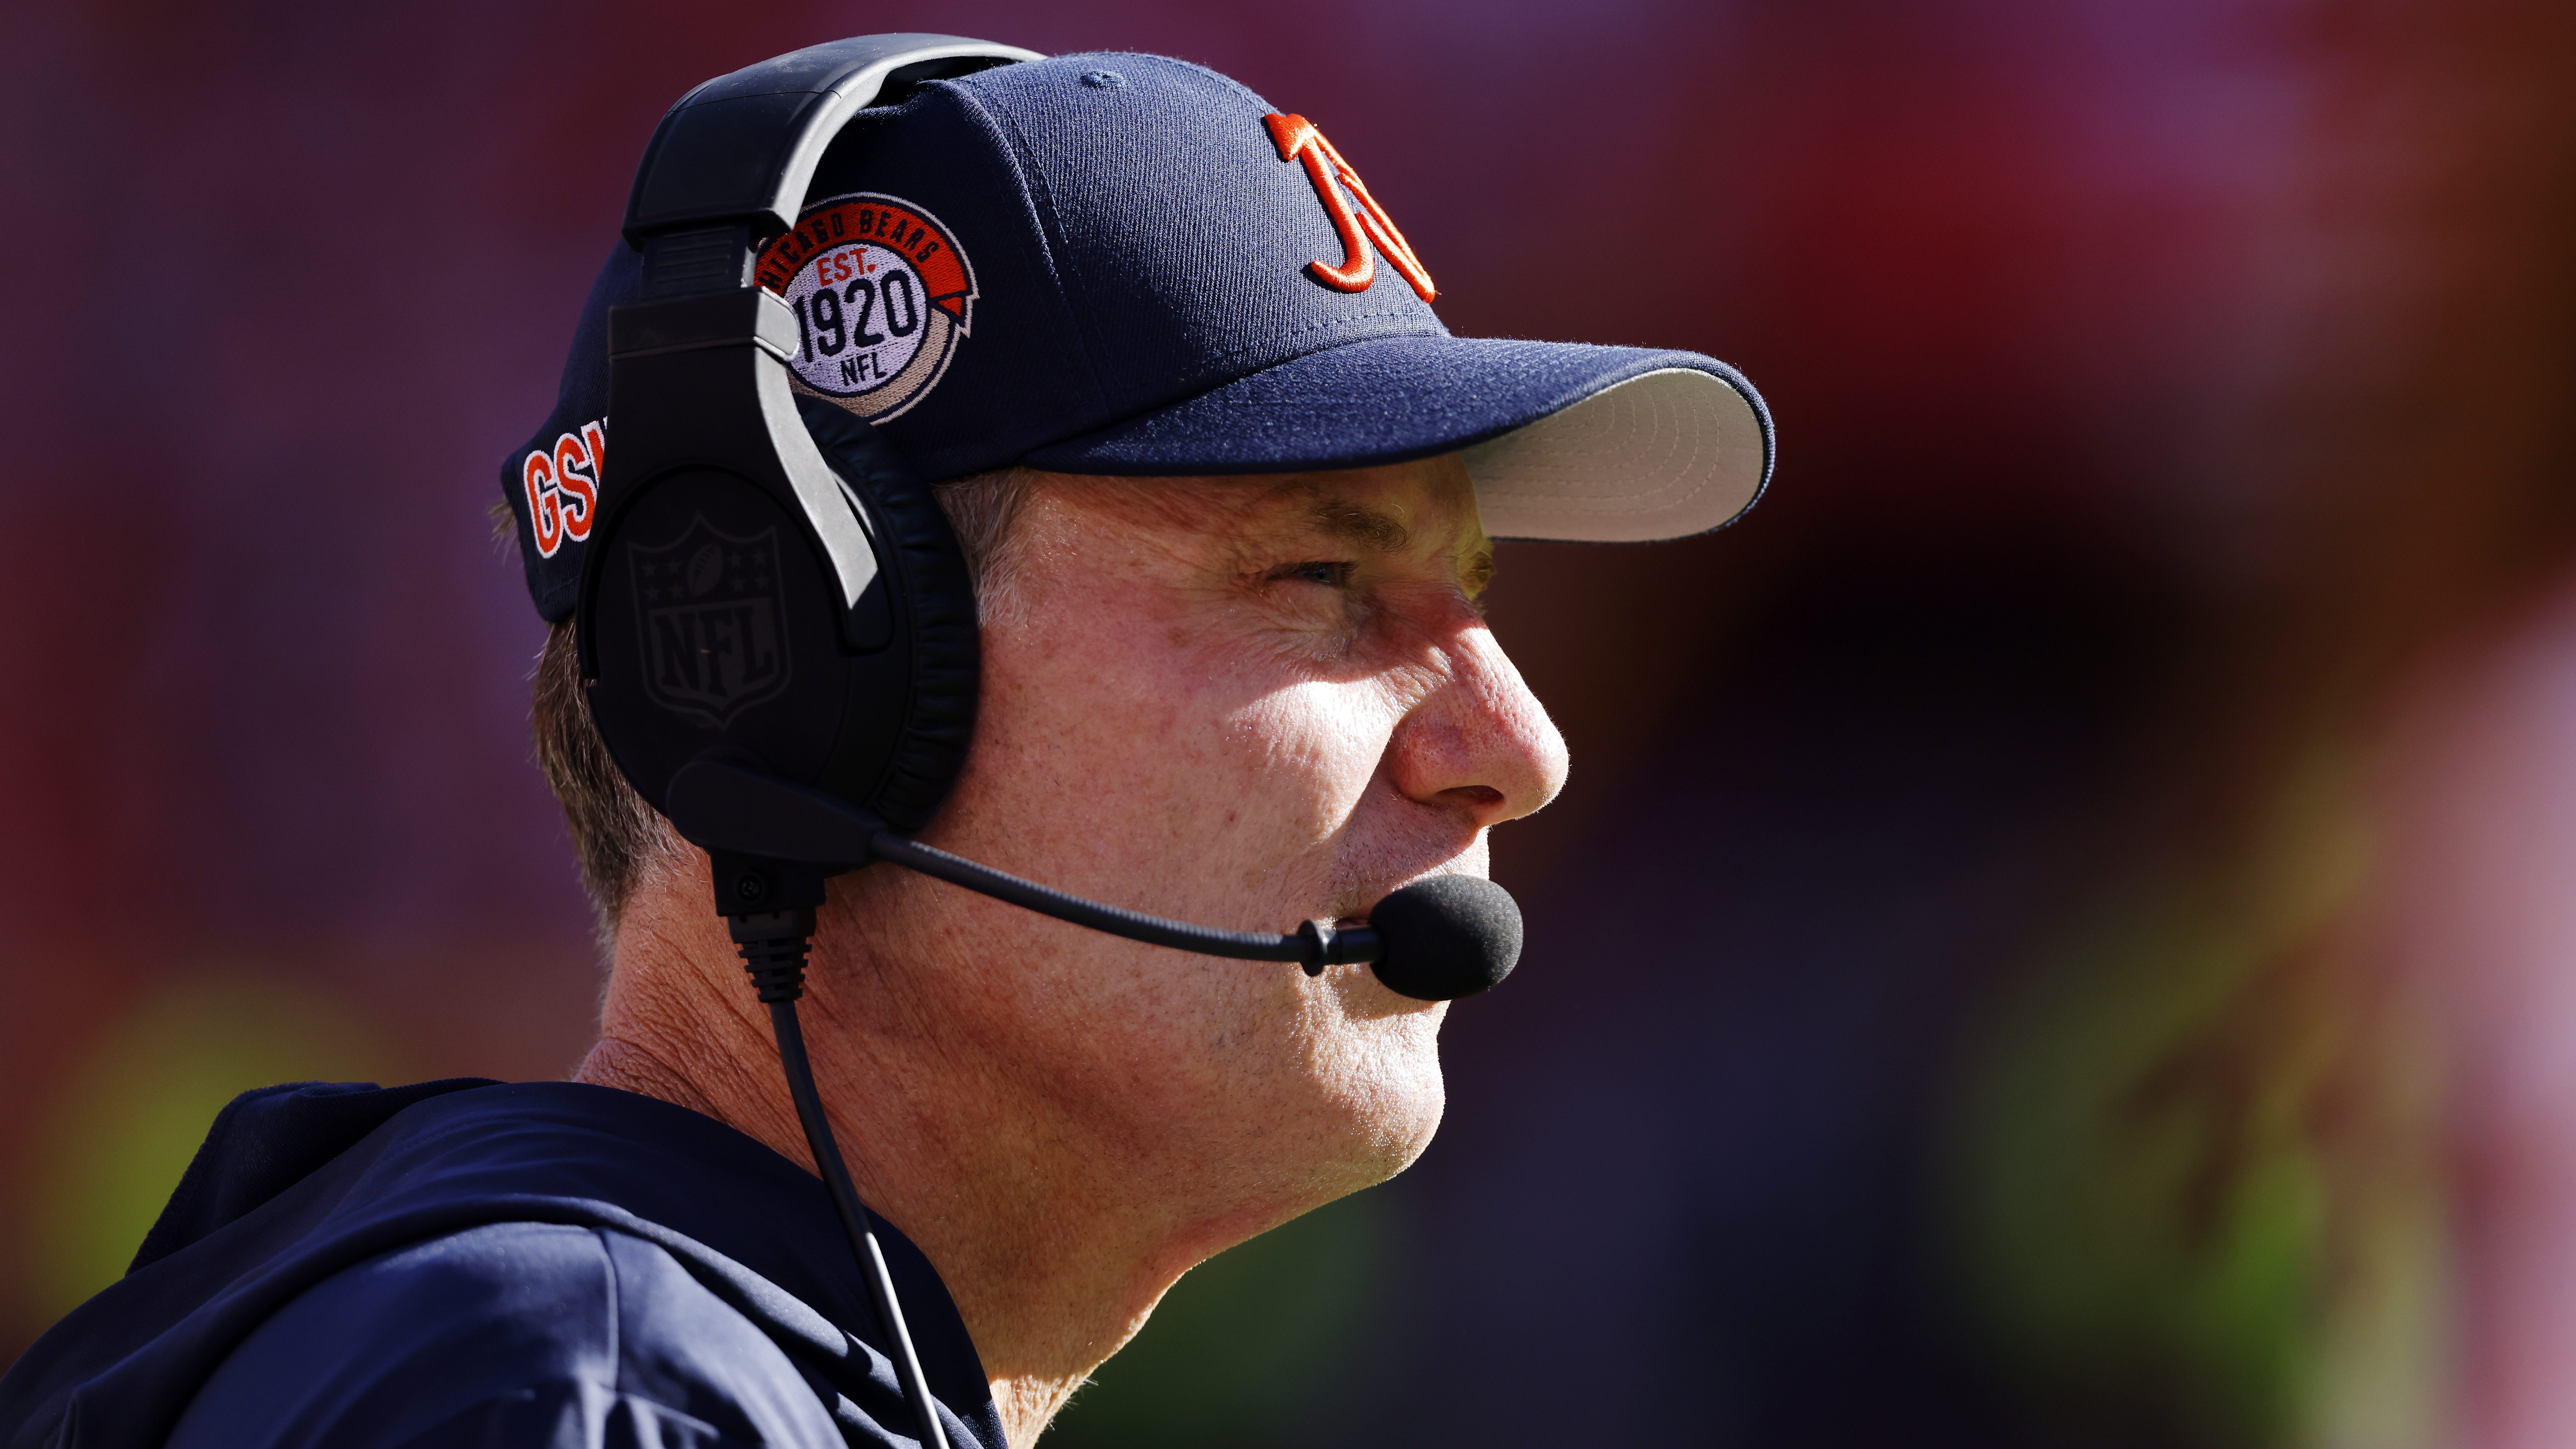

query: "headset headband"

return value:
[622, 35, 1041, 300]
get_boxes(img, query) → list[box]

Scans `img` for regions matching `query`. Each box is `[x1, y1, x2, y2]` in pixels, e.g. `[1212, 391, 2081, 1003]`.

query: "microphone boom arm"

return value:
[664, 755, 1384, 968]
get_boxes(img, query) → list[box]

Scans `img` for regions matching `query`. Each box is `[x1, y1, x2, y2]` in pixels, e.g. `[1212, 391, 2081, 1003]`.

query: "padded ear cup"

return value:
[796, 397, 981, 833]
[575, 398, 979, 840]
[582, 465, 874, 817]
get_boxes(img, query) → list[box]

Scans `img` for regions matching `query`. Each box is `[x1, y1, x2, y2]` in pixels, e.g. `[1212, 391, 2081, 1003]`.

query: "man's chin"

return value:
[1368, 1099, 1445, 1183]
[1322, 1035, 1447, 1190]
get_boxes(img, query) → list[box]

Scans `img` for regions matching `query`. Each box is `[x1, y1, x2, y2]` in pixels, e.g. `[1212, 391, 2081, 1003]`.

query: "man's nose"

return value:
[1385, 624, 1571, 830]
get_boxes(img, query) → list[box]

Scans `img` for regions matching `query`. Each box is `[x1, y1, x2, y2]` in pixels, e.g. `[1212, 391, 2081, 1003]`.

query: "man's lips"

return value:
[1332, 868, 1481, 926]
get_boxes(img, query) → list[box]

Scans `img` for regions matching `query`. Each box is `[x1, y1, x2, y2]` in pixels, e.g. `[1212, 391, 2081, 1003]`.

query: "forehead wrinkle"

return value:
[1300, 495, 1412, 553]
[1038, 467, 1476, 567]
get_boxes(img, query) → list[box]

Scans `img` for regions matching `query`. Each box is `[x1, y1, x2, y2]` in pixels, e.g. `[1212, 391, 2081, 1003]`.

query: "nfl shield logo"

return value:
[629, 517, 794, 727]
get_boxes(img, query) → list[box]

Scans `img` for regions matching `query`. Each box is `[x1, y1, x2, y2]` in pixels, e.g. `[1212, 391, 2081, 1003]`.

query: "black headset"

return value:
[580, 34, 1522, 1443]
[583, 34, 1017, 885]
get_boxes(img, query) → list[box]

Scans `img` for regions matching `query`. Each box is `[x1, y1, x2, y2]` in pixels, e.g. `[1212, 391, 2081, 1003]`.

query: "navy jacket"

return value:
[0, 1080, 1005, 1448]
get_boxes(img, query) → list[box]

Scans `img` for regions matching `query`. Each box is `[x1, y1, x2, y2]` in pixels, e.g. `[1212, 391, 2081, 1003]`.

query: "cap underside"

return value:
[1466, 368, 1767, 543]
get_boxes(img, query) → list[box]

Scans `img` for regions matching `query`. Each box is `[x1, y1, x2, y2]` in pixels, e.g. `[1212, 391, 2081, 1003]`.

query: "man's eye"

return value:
[1275, 561, 1352, 588]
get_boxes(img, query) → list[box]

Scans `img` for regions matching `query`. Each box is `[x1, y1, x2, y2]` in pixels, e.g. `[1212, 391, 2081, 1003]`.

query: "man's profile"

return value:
[0, 40, 1768, 1449]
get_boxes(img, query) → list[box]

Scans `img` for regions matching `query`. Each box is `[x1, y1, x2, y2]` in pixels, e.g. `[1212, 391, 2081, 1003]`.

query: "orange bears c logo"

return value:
[1265, 114, 1436, 303]
[524, 418, 605, 560]
[756, 192, 977, 422]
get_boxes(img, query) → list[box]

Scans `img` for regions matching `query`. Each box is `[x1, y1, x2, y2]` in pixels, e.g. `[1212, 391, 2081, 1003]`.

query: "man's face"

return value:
[815, 453, 1569, 1243]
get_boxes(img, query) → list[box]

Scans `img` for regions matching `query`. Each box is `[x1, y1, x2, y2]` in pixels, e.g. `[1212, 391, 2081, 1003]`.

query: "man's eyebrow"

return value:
[1302, 497, 1412, 552]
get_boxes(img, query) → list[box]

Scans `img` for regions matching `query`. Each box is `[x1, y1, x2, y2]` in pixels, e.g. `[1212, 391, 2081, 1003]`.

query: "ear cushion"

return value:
[796, 397, 982, 833]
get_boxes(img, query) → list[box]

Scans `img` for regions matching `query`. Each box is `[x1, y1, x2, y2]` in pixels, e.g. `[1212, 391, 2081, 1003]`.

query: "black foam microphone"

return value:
[665, 754, 1522, 1001]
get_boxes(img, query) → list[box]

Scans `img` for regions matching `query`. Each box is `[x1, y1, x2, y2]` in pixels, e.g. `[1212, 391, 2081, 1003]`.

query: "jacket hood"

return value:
[0, 1080, 999, 1449]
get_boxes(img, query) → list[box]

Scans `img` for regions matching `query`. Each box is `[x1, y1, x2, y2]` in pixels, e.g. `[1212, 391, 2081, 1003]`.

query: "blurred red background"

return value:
[5, 1, 2573, 1445]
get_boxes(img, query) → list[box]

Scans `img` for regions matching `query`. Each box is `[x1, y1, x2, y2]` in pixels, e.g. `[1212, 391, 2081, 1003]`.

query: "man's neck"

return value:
[572, 887, 1193, 1449]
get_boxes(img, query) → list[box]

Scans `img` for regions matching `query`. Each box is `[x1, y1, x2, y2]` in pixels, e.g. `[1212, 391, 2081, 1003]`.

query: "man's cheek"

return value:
[1228, 684, 1401, 808]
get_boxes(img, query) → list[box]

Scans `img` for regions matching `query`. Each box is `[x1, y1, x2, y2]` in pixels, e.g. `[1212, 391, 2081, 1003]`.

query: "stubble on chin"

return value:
[1302, 974, 1450, 1186]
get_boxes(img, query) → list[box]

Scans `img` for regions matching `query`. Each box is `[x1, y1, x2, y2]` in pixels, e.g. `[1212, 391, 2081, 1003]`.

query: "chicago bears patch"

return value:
[755, 193, 976, 422]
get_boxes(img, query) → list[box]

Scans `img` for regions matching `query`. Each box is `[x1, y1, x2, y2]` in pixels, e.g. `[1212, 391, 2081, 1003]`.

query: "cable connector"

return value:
[730, 907, 816, 1003]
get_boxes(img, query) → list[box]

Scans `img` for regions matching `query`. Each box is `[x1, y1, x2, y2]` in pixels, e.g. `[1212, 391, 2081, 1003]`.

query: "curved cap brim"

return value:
[1015, 334, 1773, 542]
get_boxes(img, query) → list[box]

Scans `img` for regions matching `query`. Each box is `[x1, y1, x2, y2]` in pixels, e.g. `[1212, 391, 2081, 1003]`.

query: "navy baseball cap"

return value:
[503, 49, 1774, 622]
